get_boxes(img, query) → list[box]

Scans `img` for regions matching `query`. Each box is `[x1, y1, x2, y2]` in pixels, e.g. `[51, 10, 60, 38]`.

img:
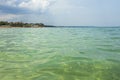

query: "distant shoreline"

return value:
[0, 21, 45, 28]
[0, 25, 44, 28]
[0, 21, 120, 28]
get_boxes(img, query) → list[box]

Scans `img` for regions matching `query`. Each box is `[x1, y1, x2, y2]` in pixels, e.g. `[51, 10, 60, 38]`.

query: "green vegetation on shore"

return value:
[0, 21, 44, 27]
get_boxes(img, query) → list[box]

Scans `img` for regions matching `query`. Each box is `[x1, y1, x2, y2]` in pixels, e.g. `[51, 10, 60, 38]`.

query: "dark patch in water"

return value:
[97, 48, 120, 53]
[106, 59, 120, 63]
[110, 37, 120, 40]
[79, 51, 86, 54]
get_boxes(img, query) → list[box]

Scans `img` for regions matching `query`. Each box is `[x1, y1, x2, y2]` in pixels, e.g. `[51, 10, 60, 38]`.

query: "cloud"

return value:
[0, 13, 21, 21]
[0, 0, 55, 14]
[0, 0, 56, 22]
[0, 0, 20, 8]
[0, 5, 29, 14]
[19, 0, 50, 12]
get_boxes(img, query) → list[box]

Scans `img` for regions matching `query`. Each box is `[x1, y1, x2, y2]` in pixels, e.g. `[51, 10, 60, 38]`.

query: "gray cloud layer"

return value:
[0, 0, 55, 14]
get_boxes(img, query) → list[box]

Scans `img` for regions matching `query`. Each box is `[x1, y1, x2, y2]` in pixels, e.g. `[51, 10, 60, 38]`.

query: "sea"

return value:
[0, 27, 120, 80]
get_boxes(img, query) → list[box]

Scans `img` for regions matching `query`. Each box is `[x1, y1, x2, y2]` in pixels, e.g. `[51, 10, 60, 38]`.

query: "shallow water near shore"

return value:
[0, 27, 120, 80]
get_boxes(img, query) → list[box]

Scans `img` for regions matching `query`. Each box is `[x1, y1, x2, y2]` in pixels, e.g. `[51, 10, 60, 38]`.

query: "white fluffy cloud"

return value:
[19, 0, 50, 11]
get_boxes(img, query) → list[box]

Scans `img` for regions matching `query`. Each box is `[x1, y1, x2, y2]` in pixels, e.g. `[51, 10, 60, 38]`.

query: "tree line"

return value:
[0, 21, 44, 27]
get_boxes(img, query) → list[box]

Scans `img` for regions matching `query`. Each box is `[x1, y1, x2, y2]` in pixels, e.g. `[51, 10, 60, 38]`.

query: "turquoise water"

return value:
[0, 27, 120, 80]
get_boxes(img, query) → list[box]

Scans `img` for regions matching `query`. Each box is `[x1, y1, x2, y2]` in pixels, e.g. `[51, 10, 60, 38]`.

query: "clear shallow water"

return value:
[0, 27, 120, 80]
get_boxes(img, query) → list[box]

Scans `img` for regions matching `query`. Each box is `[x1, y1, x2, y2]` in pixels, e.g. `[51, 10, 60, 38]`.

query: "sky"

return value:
[0, 0, 120, 26]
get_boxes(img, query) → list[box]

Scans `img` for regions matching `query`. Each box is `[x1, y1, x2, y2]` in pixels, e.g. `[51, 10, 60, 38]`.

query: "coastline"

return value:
[0, 21, 45, 28]
[0, 21, 56, 28]
[0, 25, 44, 28]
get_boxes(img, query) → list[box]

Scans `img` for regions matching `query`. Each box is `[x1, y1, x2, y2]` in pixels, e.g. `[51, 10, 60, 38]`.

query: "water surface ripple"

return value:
[0, 27, 120, 80]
